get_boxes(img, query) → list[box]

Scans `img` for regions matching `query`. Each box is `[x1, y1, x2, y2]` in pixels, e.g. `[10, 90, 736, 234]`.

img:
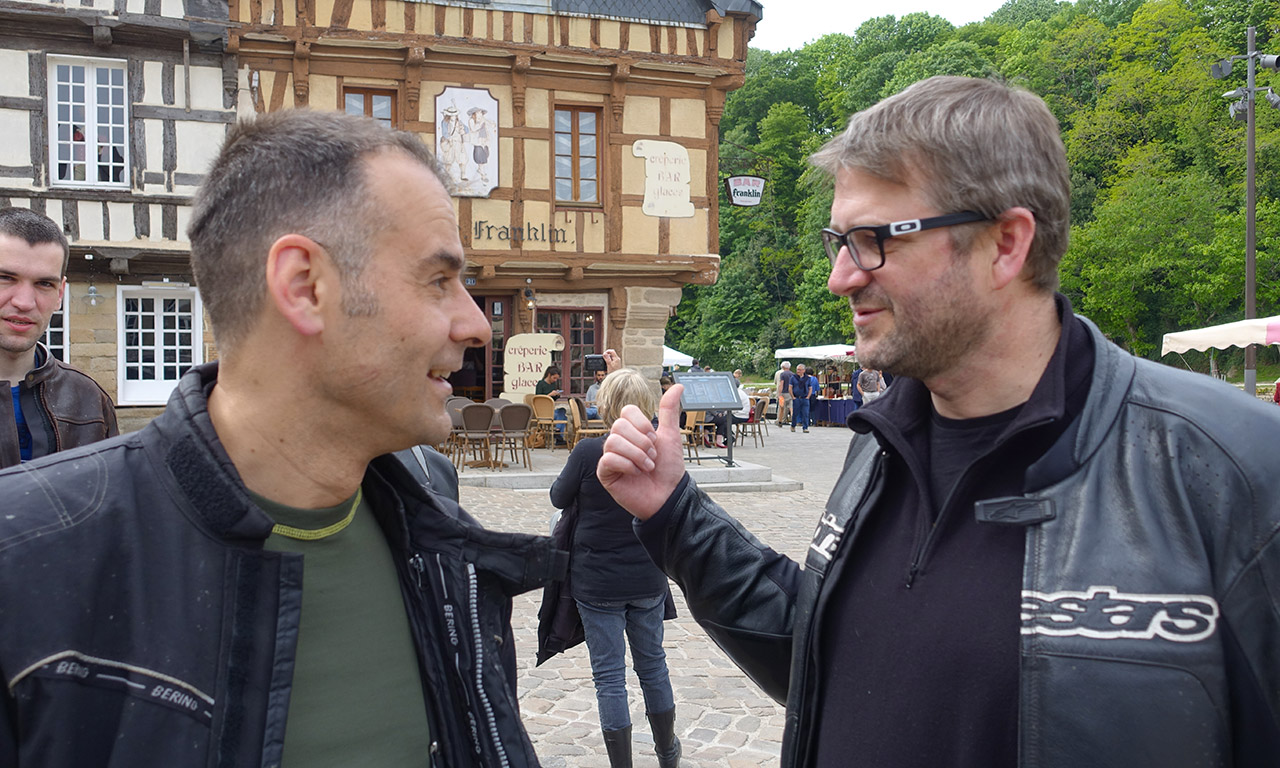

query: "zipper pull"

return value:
[905, 564, 919, 589]
[410, 553, 425, 589]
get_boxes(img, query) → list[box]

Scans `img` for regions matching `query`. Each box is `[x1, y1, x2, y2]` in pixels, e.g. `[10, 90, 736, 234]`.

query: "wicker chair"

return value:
[567, 397, 608, 448]
[525, 394, 562, 450]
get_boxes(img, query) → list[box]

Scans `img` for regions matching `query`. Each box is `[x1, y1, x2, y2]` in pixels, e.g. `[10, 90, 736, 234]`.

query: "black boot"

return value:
[647, 708, 681, 768]
[602, 726, 633, 768]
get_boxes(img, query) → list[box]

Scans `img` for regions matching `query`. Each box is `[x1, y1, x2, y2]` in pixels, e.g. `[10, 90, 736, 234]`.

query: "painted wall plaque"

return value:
[632, 139, 695, 218]
[435, 87, 498, 198]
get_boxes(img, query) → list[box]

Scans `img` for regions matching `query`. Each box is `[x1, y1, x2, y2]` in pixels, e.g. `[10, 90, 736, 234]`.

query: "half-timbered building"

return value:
[0, 0, 234, 426]
[232, 0, 761, 398]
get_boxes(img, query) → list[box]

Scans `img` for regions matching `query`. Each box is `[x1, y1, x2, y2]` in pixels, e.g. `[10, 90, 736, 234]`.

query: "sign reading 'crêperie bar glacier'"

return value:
[503, 333, 566, 396]
[725, 175, 766, 207]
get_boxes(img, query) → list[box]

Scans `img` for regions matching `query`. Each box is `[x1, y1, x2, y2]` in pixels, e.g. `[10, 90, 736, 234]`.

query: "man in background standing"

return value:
[0, 208, 116, 468]
[774, 360, 793, 426]
[789, 363, 813, 432]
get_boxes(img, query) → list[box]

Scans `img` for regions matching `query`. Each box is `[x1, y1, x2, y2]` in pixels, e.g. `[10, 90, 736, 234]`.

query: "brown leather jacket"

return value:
[1, 344, 118, 468]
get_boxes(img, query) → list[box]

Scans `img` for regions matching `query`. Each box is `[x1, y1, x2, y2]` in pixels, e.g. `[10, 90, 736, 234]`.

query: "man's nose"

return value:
[827, 247, 872, 296]
[7, 281, 39, 311]
[452, 289, 492, 348]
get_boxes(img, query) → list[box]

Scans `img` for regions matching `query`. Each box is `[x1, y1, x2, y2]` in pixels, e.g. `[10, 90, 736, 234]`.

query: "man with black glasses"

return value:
[598, 76, 1280, 767]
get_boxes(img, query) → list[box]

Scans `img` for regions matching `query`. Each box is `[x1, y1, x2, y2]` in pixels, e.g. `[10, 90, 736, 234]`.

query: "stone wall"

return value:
[622, 285, 681, 383]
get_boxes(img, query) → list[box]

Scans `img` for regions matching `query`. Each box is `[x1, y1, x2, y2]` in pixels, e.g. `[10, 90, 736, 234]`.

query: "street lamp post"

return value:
[1213, 26, 1279, 397]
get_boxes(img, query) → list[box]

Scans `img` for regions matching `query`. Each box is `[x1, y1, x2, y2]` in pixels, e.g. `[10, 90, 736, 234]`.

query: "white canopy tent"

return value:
[662, 345, 695, 367]
[1161, 316, 1280, 356]
[774, 344, 857, 361]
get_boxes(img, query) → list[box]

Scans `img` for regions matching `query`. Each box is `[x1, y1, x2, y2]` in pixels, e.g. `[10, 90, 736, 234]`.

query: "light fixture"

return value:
[82, 280, 105, 307]
[523, 286, 535, 309]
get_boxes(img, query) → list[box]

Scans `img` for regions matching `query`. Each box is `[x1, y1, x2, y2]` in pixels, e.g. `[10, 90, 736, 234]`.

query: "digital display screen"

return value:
[673, 372, 742, 410]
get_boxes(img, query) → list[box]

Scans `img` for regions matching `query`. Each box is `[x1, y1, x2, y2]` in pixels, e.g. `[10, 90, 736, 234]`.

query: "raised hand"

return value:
[597, 384, 686, 520]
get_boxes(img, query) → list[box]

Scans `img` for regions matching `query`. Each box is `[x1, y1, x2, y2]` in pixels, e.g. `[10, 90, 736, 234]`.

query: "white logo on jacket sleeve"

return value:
[1021, 586, 1218, 642]
[808, 512, 846, 562]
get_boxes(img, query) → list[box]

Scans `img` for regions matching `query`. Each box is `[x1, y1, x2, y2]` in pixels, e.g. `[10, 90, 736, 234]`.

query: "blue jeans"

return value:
[575, 594, 674, 731]
[792, 397, 811, 429]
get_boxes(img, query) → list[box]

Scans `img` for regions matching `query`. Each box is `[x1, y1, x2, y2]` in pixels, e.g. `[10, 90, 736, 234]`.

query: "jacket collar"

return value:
[152, 362, 277, 542]
[153, 364, 566, 591]
[13, 342, 54, 388]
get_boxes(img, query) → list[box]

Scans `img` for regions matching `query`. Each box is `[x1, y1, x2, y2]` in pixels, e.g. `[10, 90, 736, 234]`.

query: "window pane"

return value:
[554, 110, 571, 132]
[579, 157, 596, 180]
[554, 133, 572, 155]
[372, 95, 391, 120]
[579, 135, 596, 157]
[554, 155, 572, 179]
[345, 93, 364, 115]
[580, 180, 597, 202]
[555, 178, 573, 201]
[578, 111, 596, 134]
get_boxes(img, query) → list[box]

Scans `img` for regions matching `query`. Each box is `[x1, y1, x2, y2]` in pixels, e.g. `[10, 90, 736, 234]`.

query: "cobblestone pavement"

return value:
[460, 416, 856, 766]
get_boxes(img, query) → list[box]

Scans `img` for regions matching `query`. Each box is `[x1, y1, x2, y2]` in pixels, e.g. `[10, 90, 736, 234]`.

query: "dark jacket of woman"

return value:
[550, 436, 668, 602]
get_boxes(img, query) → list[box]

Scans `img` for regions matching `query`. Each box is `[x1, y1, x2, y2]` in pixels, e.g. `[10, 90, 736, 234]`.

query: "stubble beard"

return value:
[850, 256, 991, 382]
[0, 329, 41, 358]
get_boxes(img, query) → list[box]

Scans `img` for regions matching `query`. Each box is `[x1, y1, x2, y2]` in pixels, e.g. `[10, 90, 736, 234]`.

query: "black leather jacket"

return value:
[0, 364, 565, 767]
[638, 318, 1280, 767]
[0, 342, 117, 468]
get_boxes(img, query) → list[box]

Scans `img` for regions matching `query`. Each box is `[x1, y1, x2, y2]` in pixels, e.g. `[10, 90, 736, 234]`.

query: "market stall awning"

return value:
[1161, 316, 1280, 356]
[663, 345, 695, 367]
[774, 344, 857, 360]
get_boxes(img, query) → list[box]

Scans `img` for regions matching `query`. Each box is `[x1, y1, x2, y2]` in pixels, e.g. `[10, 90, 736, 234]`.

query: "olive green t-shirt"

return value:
[255, 488, 431, 767]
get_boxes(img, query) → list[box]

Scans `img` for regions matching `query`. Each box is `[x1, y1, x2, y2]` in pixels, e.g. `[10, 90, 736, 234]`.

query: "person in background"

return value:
[775, 360, 794, 426]
[733, 368, 744, 383]
[807, 366, 820, 425]
[585, 368, 606, 420]
[857, 364, 883, 404]
[550, 368, 681, 768]
[789, 363, 814, 432]
[537, 364, 568, 445]
[0, 208, 117, 468]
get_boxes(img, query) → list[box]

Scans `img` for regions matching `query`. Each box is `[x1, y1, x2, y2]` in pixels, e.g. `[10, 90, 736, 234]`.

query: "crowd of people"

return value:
[3, 80, 1279, 768]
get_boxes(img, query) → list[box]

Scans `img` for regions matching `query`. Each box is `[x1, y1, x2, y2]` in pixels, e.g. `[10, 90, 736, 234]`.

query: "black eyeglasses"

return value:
[820, 211, 993, 271]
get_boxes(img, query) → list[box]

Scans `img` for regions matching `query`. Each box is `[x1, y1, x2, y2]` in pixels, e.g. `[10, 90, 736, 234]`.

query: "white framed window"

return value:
[48, 56, 129, 188]
[116, 286, 203, 405]
[42, 302, 67, 363]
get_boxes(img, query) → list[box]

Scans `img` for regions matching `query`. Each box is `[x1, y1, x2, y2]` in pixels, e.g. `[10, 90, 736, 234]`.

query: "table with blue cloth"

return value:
[814, 398, 856, 426]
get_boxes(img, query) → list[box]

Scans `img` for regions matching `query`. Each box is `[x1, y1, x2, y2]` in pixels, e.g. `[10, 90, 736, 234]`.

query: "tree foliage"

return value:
[666, 0, 1280, 375]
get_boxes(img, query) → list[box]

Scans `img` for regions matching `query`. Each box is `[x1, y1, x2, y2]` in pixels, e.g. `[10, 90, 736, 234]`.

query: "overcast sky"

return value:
[749, 0, 1012, 52]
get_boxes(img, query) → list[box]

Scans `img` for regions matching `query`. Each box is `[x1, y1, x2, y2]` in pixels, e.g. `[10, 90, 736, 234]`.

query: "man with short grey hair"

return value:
[599, 76, 1280, 766]
[773, 359, 792, 425]
[0, 110, 561, 766]
[0, 207, 116, 468]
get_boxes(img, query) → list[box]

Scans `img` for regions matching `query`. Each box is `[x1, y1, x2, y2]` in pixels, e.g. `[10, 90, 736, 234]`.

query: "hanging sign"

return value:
[725, 175, 766, 207]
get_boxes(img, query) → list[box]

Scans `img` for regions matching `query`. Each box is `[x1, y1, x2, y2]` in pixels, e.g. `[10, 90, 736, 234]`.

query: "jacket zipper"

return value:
[466, 562, 510, 768]
[903, 417, 1058, 589]
[405, 552, 444, 766]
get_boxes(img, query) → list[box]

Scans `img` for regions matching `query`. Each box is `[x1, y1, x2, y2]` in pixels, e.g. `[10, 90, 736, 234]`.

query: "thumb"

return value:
[656, 384, 684, 436]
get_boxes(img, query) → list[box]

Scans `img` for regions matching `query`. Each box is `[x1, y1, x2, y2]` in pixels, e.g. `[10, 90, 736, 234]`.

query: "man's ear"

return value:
[987, 207, 1036, 291]
[265, 234, 335, 337]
